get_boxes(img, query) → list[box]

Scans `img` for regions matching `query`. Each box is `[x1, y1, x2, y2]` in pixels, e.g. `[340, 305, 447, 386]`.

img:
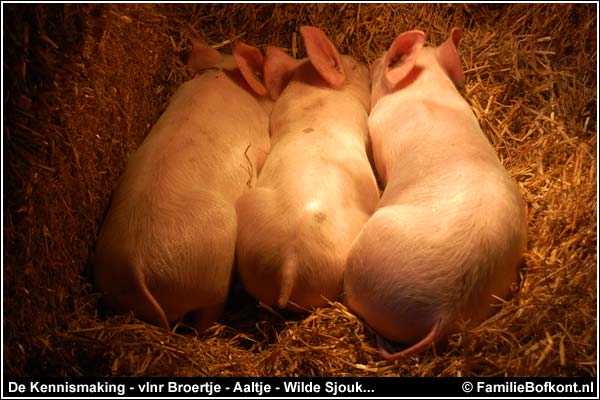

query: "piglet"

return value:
[344, 28, 528, 359]
[93, 39, 272, 331]
[235, 26, 380, 311]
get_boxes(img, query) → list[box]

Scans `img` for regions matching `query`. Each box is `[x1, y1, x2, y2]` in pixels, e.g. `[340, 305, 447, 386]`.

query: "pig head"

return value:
[93, 40, 272, 331]
[344, 28, 528, 359]
[235, 26, 380, 311]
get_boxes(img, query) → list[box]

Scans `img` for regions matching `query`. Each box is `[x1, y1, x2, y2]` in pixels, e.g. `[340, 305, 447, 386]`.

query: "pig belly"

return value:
[344, 203, 522, 347]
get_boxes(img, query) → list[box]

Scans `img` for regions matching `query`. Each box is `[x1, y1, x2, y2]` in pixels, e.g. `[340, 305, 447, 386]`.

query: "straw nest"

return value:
[4, 3, 596, 377]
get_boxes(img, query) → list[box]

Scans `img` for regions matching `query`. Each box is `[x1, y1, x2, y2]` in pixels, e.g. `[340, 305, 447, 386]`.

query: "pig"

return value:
[344, 28, 528, 359]
[92, 39, 272, 331]
[235, 26, 380, 311]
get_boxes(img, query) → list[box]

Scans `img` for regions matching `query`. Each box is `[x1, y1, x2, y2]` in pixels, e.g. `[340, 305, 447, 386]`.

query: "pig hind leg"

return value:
[184, 302, 226, 332]
[235, 188, 292, 307]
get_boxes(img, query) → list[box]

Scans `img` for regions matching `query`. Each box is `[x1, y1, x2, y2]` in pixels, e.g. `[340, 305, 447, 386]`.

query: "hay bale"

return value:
[3, 3, 596, 377]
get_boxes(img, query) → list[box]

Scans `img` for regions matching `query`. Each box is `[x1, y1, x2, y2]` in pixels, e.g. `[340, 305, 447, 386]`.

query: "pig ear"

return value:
[383, 30, 426, 88]
[233, 43, 267, 97]
[187, 38, 223, 74]
[300, 26, 345, 87]
[264, 46, 298, 100]
[436, 27, 464, 88]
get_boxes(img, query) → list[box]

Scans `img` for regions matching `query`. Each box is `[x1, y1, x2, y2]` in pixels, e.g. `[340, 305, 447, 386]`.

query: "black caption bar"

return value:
[3, 377, 597, 398]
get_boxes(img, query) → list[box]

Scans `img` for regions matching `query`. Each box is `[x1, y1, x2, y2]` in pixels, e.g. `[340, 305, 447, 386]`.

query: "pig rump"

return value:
[344, 192, 526, 359]
[93, 188, 237, 331]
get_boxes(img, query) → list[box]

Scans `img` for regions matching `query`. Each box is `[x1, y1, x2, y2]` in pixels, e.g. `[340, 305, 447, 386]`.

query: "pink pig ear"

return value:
[187, 38, 223, 74]
[436, 27, 464, 88]
[383, 30, 426, 88]
[300, 26, 345, 87]
[234, 42, 268, 97]
[264, 46, 298, 100]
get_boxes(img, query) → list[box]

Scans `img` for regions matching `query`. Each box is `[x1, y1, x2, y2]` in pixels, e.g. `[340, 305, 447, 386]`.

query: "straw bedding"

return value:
[3, 3, 596, 377]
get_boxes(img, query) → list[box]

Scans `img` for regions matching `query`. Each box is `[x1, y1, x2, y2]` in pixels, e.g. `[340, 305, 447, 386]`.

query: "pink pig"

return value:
[93, 40, 272, 331]
[235, 26, 380, 311]
[344, 28, 528, 359]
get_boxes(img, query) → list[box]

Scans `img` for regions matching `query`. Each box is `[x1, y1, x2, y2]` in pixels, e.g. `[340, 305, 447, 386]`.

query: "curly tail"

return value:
[377, 319, 442, 361]
[277, 254, 297, 309]
[132, 262, 170, 330]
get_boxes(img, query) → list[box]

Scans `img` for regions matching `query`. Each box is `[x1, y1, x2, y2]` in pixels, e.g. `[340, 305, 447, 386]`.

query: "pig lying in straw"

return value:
[93, 39, 271, 331]
[344, 28, 528, 359]
[235, 26, 380, 311]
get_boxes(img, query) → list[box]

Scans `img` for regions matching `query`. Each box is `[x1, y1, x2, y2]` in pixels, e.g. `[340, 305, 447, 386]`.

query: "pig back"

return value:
[133, 73, 270, 203]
